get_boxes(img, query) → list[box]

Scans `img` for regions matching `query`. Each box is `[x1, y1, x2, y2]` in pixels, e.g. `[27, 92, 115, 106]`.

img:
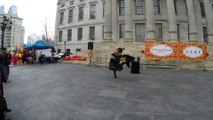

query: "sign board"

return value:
[144, 42, 208, 61]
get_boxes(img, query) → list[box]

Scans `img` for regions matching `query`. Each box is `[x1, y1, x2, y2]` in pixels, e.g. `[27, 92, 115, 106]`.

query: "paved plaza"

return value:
[3, 64, 213, 120]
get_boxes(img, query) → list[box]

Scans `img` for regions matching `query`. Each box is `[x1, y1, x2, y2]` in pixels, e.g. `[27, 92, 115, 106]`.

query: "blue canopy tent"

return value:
[32, 41, 54, 50]
[23, 43, 33, 50]
[10, 44, 32, 52]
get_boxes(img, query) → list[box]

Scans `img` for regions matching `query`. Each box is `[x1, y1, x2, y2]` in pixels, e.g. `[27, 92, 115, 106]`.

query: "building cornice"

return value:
[57, 21, 105, 30]
[89, 1, 98, 5]
[68, 6, 75, 10]
[78, 3, 86, 7]
[57, 0, 69, 5]
[59, 9, 66, 12]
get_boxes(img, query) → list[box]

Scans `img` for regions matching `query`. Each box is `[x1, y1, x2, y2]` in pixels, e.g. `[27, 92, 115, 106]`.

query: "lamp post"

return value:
[64, 41, 66, 52]
[0, 16, 13, 48]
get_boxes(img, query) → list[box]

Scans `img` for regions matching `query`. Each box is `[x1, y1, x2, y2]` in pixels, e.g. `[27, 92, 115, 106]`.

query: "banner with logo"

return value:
[144, 41, 208, 61]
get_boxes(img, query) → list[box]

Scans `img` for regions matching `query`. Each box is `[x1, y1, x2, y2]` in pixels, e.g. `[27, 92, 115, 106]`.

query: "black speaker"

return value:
[131, 61, 140, 74]
[88, 42, 93, 50]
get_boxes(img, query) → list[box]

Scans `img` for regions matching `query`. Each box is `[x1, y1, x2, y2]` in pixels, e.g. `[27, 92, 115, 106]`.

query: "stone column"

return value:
[186, 0, 198, 43]
[112, 0, 118, 42]
[104, 0, 112, 42]
[145, 0, 156, 41]
[194, 0, 203, 43]
[166, 0, 178, 42]
[55, 3, 60, 47]
[125, 0, 133, 42]
[203, 0, 213, 44]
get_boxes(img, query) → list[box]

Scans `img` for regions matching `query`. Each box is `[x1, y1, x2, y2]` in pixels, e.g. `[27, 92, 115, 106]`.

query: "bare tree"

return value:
[41, 17, 51, 44]
[28, 33, 39, 45]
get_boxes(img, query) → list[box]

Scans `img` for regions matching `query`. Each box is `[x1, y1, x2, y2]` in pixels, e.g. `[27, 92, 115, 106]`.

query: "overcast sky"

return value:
[1, 0, 58, 42]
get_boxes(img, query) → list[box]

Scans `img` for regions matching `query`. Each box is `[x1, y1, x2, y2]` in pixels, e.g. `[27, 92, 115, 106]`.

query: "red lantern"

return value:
[88, 51, 93, 57]
[141, 50, 145, 54]
[206, 53, 209, 57]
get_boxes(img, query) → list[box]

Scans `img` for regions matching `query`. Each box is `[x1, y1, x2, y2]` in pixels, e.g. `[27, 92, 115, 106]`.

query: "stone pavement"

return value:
[3, 64, 213, 120]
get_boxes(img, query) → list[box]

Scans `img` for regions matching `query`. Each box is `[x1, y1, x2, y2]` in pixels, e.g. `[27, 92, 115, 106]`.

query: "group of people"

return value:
[0, 47, 12, 120]
[12, 49, 36, 65]
[8, 48, 55, 65]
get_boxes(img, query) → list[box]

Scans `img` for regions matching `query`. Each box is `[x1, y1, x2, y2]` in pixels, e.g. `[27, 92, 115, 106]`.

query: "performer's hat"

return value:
[116, 48, 124, 53]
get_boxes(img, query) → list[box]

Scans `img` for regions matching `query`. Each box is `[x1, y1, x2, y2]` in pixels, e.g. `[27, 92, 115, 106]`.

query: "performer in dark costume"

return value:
[109, 48, 134, 78]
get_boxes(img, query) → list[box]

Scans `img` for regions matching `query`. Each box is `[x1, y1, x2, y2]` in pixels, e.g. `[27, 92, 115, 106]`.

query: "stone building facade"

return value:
[55, 0, 213, 54]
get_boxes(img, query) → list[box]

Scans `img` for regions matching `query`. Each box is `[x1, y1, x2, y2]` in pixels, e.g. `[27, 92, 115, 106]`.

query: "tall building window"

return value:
[203, 26, 208, 43]
[57, 49, 61, 53]
[103, 25, 105, 39]
[66, 49, 71, 54]
[212, 4, 213, 11]
[177, 24, 180, 41]
[78, 28, 83, 40]
[67, 29, 72, 41]
[119, 24, 125, 38]
[154, 0, 161, 14]
[89, 26, 95, 40]
[184, 0, 188, 16]
[70, 0, 74, 5]
[68, 9, 73, 23]
[135, 23, 145, 42]
[59, 11, 64, 25]
[156, 23, 163, 40]
[61, 3, 65, 8]
[119, 0, 125, 15]
[103, 2, 106, 17]
[59, 31, 63, 42]
[90, 4, 96, 19]
[188, 24, 190, 40]
[76, 48, 81, 52]
[200, 2, 206, 17]
[135, 0, 144, 15]
[79, 7, 84, 21]
[174, 0, 178, 15]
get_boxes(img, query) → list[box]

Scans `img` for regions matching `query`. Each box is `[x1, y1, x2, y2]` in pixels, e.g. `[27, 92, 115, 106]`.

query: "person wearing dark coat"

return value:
[0, 48, 12, 120]
[0, 67, 11, 120]
[0, 47, 11, 83]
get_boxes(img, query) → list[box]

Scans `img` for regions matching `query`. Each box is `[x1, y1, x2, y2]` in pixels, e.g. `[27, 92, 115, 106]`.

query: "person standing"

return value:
[17, 51, 22, 65]
[0, 49, 12, 120]
[12, 51, 18, 65]
[0, 47, 11, 83]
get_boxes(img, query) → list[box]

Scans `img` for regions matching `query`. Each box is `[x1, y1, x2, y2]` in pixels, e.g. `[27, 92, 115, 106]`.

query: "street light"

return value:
[0, 16, 13, 48]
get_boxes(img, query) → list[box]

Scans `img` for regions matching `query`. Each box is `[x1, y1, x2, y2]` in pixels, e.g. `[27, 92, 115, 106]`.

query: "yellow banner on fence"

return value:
[144, 41, 209, 61]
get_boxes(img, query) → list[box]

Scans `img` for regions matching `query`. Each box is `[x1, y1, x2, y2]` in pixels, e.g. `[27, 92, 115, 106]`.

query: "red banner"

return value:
[144, 41, 208, 61]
